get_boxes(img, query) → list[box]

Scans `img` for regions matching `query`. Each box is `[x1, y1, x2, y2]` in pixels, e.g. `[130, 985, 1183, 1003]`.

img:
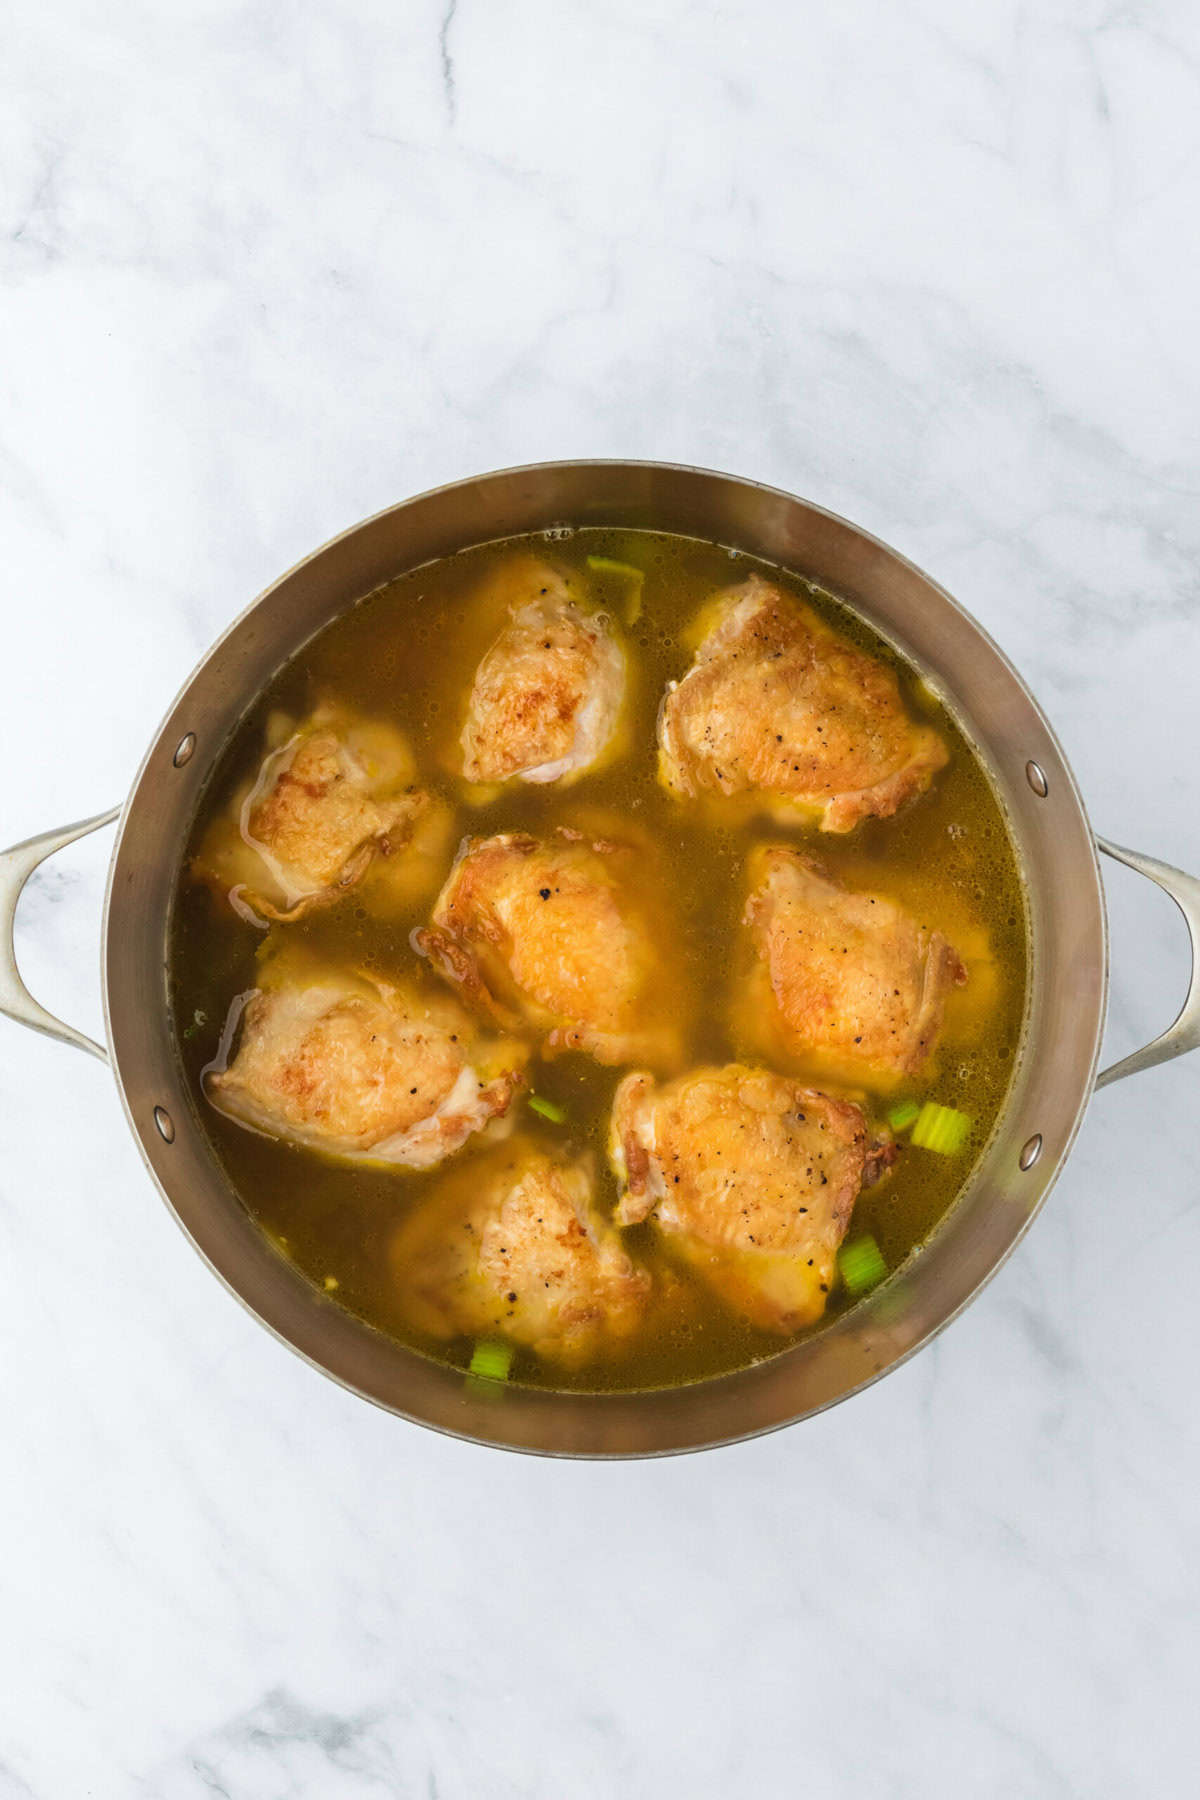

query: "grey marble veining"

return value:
[2, 2, 1199, 1795]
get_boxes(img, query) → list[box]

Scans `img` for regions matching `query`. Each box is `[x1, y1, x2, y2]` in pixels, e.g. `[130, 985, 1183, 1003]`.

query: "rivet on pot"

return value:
[1025, 761, 1048, 797]
[1019, 1133, 1043, 1171]
[153, 1105, 176, 1144]
[173, 732, 197, 768]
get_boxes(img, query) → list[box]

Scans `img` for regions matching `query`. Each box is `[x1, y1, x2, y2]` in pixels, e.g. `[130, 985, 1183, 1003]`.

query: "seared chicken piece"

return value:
[416, 829, 684, 1068]
[610, 1065, 894, 1333]
[392, 1139, 651, 1369]
[658, 574, 947, 832]
[206, 946, 527, 1169]
[740, 847, 967, 1087]
[461, 556, 626, 785]
[193, 703, 434, 924]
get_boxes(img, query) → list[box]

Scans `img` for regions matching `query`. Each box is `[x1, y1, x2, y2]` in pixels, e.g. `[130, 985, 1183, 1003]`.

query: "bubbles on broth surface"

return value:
[168, 527, 1030, 1393]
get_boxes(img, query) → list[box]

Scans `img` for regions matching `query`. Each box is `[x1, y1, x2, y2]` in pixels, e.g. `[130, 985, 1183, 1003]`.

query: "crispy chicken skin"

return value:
[206, 947, 527, 1169]
[658, 575, 948, 832]
[460, 556, 626, 785]
[740, 847, 968, 1087]
[610, 1065, 894, 1333]
[392, 1139, 651, 1367]
[415, 829, 684, 1068]
[192, 703, 435, 924]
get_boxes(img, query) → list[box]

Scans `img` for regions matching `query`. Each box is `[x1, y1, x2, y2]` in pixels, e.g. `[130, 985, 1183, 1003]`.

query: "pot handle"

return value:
[1096, 836, 1200, 1089]
[0, 807, 121, 1063]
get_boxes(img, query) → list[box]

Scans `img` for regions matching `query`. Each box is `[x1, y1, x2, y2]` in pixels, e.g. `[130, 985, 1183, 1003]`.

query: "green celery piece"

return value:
[939, 1111, 971, 1153]
[911, 1102, 937, 1148]
[912, 1101, 971, 1154]
[886, 1099, 920, 1132]
[528, 1094, 567, 1123]
[468, 1339, 513, 1381]
[586, 554, 642, 579]
[911, 1101, 941, 1148]
[837, 1235, 888, 1296]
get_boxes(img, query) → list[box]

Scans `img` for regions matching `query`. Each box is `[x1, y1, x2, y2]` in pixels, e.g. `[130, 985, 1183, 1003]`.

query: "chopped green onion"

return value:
[837, 1234, 888, 1296]
[910, 1101, 972, 1155]
[886, 1099, 920, 1133]
[528, 1094, 567, 1123]
[586, 554, 644, 623]
[468, 1338, 513, 1381]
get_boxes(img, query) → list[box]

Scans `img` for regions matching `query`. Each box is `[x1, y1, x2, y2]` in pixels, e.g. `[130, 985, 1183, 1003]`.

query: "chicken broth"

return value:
[170, 529, 1029, 1392]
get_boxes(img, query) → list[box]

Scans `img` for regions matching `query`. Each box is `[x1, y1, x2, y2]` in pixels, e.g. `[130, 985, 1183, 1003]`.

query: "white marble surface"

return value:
[3, 1, 1199, 1793]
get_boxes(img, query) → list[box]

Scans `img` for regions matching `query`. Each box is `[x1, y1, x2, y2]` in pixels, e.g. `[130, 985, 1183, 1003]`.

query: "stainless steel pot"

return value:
[4, 461, 1199, 1457]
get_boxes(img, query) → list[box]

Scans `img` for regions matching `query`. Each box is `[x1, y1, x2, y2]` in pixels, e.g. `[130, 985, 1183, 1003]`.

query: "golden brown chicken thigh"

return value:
[416, 829, 684, 1067]
[206, 946, 527, 1168]
[392, 1139, 651, 1368]
[610, 1065, 893, 1333]
[658, 575, 947, 832]
[460, 556, 626, 785]
[192, 702, 436, 923]
[739, 847, 967, 1087]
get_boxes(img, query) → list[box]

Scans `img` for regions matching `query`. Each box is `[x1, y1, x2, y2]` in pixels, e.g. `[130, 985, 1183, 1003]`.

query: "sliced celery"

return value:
[586, 554, 642, 579]
[529, 1094, 567, 1123]
[911, 1101, 971, 1155]
[586, 554, 644, 623]
[468, 1338, 513, 1381]
[886, 1099, 920, 1133]
[837, 1234, 888, 1296]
